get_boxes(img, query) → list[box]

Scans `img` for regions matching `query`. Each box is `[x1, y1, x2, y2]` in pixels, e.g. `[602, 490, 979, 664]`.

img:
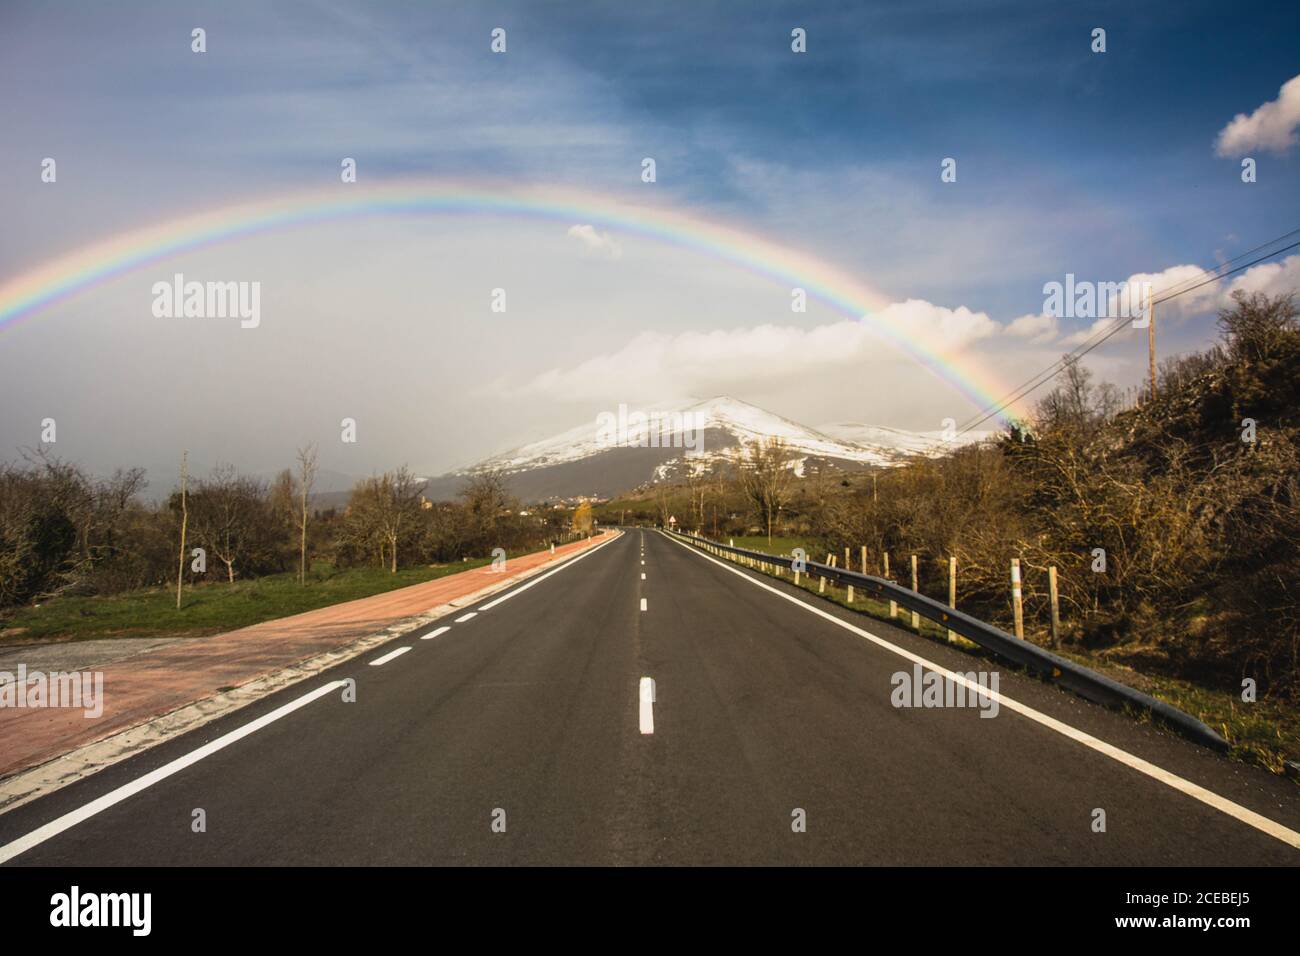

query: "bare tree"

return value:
[296, 443, 318, 585]
[347, 467, 426, 573]
[684, 459, 709, 533]
[189, 465, 268, 582]
[738, 438, 794, 544]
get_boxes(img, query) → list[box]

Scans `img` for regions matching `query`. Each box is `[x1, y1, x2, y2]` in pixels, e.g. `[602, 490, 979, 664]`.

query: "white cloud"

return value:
[512, 301, 1000, 402]
[1059, 317, 1126, 348]
[1226, 252, 1300, 299]
[876, 298, 1001, 348]
[1003, 312, 1058, 343]
[516, 250, 1300, 404]
[566, 224, 623, 259]
[1215, 74, 1300, 156]
[1055, 256, 1300, 344]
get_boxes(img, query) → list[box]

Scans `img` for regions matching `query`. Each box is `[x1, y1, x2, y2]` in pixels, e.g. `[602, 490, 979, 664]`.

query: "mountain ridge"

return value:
[421, 396, 995, 502]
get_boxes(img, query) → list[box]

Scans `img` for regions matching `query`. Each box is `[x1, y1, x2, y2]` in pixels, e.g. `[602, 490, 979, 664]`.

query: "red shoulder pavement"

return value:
[0, 532, 616, 780]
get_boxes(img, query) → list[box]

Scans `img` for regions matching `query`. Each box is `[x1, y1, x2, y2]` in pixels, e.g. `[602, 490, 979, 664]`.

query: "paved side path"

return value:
[0, 534, 613, 779]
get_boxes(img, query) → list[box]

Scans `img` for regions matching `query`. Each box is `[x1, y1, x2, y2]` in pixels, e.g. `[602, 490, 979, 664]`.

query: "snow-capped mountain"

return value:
[421, 397, 994, 503]
[815, 422, 996, 457]
[476, 397, 884, 473]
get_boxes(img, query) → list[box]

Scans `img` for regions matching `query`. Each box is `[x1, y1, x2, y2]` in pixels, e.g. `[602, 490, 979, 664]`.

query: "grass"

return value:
[0, 557, 496, 645]
[710, 543, 1300, 776]
[727, 535, 828, 560]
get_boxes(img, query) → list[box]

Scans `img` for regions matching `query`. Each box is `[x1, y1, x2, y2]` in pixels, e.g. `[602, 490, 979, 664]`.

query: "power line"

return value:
[1153, 238, 1300, 304]
[954, 230, 1300, 436]
[1149, 228, 1300, 301]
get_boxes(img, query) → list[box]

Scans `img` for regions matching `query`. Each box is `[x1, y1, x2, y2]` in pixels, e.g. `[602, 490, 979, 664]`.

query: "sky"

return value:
[1, 0, 1298, 490]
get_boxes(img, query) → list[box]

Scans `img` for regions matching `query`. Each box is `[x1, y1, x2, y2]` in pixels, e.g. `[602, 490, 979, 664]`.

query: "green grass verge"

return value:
[710, 544, 1300, 776]
[0, 557, 498, 644]
[726, 535, 828, 560]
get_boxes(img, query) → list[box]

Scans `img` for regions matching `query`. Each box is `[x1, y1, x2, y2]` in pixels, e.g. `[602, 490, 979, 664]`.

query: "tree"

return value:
[346, 467, 426, 573]
[189, 465, 269, 583]
[1217, 289, 1298, 364]
[296, 443, 318, 584]
[738, 438, 794, 543]
[572, 500, 594, 534]
[684, 459, 710, 532]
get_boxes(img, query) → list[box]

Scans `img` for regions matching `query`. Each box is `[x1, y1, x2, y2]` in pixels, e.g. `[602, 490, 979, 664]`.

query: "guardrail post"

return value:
[910, 554, 920, 631]
[1011, 558, 1024, 639]
[884, 552, 896, 618]
[1048, 565, 1060, 646]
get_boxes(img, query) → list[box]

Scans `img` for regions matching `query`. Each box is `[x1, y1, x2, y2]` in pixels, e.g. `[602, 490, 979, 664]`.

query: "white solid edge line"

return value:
[661, 532, 1300, 850]
[639, 677, 655, 734]
[453, 612, 477, 623]
[478, 532, 621, 611]
[640, 598, 647, 611]
[0, 680, 349, 865]
[369, 646, 411, 666]
[421, 626, 452, 641]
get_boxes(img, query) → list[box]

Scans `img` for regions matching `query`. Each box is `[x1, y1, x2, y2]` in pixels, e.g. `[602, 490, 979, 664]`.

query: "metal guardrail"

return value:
[664, 529, 1229, 752]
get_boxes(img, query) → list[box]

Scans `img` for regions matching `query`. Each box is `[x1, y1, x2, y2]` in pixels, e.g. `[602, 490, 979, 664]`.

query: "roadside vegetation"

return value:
[0, 457, 581, 643]
[1, 558, 495, 644]
[598, 290, 1300, 771]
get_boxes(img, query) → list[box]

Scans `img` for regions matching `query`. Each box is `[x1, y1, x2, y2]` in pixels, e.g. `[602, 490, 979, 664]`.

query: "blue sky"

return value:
[1, 0, 1298, 479]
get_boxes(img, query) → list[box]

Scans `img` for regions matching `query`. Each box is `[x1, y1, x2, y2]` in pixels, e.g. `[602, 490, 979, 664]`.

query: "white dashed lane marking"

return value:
[369, 647, 411, 666]
[639, 677, 655, 735]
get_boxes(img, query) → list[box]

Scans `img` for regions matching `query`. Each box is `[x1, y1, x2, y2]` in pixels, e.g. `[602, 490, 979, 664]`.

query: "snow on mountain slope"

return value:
[815, 422, 997, 457]
[421, 397, 1002, 501]
[464, 397, 890, 475]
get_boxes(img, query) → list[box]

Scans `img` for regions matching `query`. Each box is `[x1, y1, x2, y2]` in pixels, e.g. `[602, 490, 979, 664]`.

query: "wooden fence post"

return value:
[910, 554, 920, 631]
[1011, 558, 1024, 639]
[947, 556, 957, 643]
[1048, 565, 1060, 646]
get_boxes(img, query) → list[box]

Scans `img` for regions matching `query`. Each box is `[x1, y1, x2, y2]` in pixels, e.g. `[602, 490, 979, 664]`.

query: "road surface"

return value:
[2, 530, 1297, 865]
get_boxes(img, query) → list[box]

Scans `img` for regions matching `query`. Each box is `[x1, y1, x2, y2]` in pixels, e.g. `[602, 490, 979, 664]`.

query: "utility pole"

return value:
[176, 450, 188, 609]
[1147, 293, 1158, 403]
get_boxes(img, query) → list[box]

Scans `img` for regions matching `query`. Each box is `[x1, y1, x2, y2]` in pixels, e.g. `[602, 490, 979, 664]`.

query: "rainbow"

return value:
[0, 180, 1017, 422]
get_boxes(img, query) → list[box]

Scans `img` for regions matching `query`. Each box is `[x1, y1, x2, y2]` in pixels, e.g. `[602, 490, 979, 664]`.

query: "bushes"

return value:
[0, 459, 571, 612]
[808, 290, 1300, 699]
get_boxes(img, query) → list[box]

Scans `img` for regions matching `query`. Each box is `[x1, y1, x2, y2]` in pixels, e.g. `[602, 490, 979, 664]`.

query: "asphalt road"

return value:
[2, 529, 1298, 865]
